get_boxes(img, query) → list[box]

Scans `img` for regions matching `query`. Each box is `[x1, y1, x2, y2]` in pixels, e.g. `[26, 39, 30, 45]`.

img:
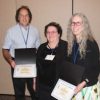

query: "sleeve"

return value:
[82, 40, 100, 86]
[2, 29, 12, 49]
[36, 44, 44, 77]
[34, 28, 41, 49]
[55, 40, 68, 81]
[60, 40, 68, 61]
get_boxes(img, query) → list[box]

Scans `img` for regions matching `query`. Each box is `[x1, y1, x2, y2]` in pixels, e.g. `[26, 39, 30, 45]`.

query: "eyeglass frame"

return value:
[71, 21, 83, 26]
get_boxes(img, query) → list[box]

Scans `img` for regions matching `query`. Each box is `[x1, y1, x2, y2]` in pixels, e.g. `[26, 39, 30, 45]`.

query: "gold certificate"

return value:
[13, 64, 37, 78]
[51, 79, 76, 100]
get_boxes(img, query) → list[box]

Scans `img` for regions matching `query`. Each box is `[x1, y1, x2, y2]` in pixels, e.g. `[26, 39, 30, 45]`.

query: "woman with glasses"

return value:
[67, 13, 100, 100]
[36, 22, 68, 100]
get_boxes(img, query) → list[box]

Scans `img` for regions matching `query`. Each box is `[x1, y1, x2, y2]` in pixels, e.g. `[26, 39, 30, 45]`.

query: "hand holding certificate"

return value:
[51, 61, 85, 100]
[51, 79, 76, 100]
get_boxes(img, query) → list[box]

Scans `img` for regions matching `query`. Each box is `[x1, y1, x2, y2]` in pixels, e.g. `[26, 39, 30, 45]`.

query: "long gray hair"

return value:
[67, 13, 94, 58]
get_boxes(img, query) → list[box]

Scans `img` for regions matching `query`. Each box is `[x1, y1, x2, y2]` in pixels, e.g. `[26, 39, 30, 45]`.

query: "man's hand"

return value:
[10, 60, 16, 68]
[33, 78, 36, 91]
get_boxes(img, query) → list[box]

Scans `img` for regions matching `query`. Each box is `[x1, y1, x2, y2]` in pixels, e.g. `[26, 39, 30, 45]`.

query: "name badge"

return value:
[45, 55, 55, 60]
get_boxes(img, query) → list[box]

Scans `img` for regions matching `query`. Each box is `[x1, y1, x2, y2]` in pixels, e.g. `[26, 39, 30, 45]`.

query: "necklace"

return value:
[47, 44, 55, 55]
[47, 43, 58, 55]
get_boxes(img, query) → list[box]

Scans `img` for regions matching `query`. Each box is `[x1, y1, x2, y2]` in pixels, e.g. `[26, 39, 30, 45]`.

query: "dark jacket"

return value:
[69, 40, 100, 86]
[36, 39, 68, 88]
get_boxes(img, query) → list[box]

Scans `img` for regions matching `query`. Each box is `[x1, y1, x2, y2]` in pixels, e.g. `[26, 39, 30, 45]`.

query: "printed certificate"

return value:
[51, 79, 76, 100]
[13, 64, 37, 78]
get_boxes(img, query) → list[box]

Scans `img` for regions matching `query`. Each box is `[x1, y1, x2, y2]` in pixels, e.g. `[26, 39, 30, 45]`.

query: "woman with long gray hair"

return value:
[67, 13, 100, 100]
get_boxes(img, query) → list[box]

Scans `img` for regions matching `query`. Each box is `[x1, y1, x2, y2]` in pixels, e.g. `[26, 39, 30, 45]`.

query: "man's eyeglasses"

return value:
[71, 22, 83, 26]
[46, 31, 58, 34]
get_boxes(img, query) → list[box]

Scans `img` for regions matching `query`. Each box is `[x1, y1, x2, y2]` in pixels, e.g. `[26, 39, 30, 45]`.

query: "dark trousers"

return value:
[37, 84, 57, 100]
[11, 68, 37, 100]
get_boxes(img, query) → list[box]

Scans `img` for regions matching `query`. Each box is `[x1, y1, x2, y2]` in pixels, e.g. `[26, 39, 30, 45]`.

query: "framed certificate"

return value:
[51, 79, 76, 100]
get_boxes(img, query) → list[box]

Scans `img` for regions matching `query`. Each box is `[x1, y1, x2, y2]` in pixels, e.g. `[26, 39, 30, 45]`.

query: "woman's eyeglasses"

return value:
[71, 22, 83, 26]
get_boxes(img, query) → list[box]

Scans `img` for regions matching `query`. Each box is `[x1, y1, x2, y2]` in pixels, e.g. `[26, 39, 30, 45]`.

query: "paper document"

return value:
[13, 64, 37, 78]
[51, 79, 76, 100]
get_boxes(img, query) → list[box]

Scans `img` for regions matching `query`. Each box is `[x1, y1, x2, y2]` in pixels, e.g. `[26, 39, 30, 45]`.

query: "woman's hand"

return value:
[74, 81, 86, 94]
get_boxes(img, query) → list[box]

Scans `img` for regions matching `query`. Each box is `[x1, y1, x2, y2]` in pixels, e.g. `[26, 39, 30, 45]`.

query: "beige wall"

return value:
[0, 0, 100, 95]
[16, 0, 72, 42]
[0, 0, 16, 95]
[0, 0, 71, 95]
[74, 0, 100, 48]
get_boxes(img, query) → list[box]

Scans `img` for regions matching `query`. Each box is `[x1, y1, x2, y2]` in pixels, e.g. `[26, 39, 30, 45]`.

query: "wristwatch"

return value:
[84, 78, 89, 84]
